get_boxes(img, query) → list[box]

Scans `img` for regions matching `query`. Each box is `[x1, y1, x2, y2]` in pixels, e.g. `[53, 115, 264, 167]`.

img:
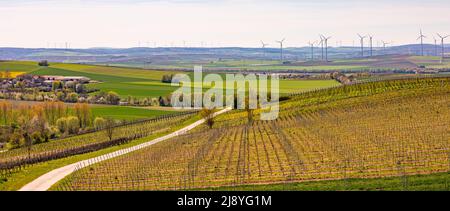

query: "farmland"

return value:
[55, 77, 450, 191]
[90, 106, 177, 121]
[0, 111, 196, 173]
[0, 72, 25, 78]
[1, 60, 449, 191]
[1, 61, 341, 99]
[29, 64, 181, 99]
[205, 172, 450, 191]
[103, 55, 450, 72]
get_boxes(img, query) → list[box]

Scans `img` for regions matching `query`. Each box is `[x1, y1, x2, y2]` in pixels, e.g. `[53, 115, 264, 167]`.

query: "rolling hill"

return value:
[55, 77, 450, 191]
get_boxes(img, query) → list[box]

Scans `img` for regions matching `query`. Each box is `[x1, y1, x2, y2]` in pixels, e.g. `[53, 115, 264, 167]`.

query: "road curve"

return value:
[19, 108, 231, 191]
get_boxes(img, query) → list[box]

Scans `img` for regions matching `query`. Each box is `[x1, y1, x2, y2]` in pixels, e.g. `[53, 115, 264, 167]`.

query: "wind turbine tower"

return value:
[276, 38, 286, 63]
[358, 34, 367, 57]
[319, 36, 325, 60]
[320, 35, 332, 62]
[433, 37, 438, 56]
[437, 33, 449, 63]
[417, 29, 426, 56]
[261, 40, 269, 59]
[308, 41, 316, 61]
[368, 35, 374, 57]
[382, 41, 390, 55]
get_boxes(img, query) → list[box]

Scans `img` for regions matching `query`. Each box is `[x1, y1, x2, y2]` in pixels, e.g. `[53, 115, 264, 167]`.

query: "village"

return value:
[0, 74, 91, 91]
[0, 73, 122, 105]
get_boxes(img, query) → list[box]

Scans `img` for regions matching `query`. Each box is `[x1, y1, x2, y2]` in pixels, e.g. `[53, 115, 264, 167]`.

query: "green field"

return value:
[29, 65, 179, 99]
[1, 61, 341, 99]
[105, 58, 370, 71]
[106, 55, 450, 72]
[0, 61, 43, 72]
[205, 172, 450, 191]
[278, 80, 339, 93]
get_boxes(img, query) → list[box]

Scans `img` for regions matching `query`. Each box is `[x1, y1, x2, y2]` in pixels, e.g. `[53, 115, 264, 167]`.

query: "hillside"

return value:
[56, 77, 450, 191]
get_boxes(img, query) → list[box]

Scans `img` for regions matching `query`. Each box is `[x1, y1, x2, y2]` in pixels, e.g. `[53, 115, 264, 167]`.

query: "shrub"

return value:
[93, 117, 106, 130]
[31, 131, 43, 144]
[106, 91, 120, 105]
[7, 132, 23, 149]
[75, 84, 85, 94]
[161, 75, 174, 83]
[38, 60, 49, 67]
[66, 116, 80, 134]
[66, 92, 79, 103]
[56, 117, 68, 134]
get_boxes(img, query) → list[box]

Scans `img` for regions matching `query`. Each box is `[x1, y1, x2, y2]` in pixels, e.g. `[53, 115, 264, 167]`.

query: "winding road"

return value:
[19, 108, 231, 191]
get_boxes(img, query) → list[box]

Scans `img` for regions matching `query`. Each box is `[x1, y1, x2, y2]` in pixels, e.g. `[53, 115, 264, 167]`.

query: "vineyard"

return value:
[0, 111, 197, 177]
[56, 77, 450, 191]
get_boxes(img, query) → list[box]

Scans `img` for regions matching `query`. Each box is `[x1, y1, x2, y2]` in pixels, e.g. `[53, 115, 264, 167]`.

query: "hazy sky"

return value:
[1, 0, 450, 48]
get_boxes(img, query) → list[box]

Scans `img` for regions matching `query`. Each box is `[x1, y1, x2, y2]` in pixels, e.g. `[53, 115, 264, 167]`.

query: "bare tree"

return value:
[245, 97, 254, 125]
[200, 108, 215, 129]
[105, 118, 115, 141]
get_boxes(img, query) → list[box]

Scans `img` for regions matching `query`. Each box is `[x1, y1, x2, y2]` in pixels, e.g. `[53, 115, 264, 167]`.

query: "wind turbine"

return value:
[261, 40, 269, 58]
[319, 36, 325, 60]
[437, 33, 449, 63]
[308, 41, 316, 61]
[368, 35, 374, 57]
[382, 41, 390, 54]
[358, 34, 367, 57]
[276, 38, 286, 62]
[433, 37, 439, 56]
[320, 35, 331, 62]
[417, 29, 426, 56]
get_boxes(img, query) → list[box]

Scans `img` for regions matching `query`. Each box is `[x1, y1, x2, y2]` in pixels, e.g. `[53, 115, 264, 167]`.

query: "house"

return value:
[40, 75, 91, 84]
[40, 75, 65, 81]
[61, 76, 90, 83]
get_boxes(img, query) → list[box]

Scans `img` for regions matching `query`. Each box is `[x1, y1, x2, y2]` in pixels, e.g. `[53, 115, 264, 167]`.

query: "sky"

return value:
[1, 0, 450, 48]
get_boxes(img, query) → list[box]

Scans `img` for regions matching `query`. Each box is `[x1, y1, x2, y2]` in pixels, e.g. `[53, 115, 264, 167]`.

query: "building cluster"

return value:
[0, 74, 91, 93]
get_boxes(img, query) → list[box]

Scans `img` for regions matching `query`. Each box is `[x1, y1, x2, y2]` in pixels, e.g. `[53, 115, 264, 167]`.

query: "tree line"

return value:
[0, 101, 112, 150]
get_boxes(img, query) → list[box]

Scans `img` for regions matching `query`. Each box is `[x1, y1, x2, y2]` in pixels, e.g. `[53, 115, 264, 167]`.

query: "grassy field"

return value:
[277, 80, 339, 93]
[55, 77, 450, 191]
[0, 61, 43, 72]
[30, 65, 179, 99]
[2, 61, 341, 99]
[205, 172, 450, 191]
